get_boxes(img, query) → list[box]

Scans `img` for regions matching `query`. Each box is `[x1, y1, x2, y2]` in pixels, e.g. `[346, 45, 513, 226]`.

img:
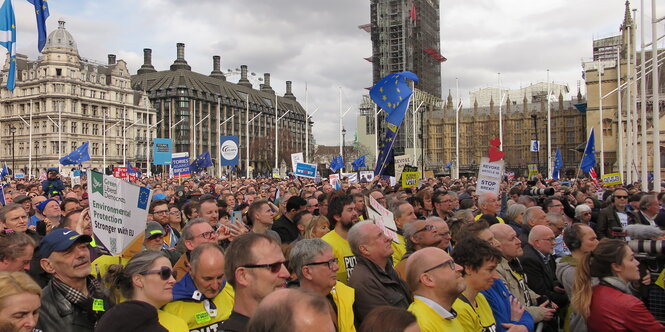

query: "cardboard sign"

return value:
[601, 173, 622, 186]
[153, 138, 173, 165]
[476, 157, 504, 195]
[88, 171, 152, 255]
[294, 162, 317, 179]
[401, 171, 419, 188]
[366, 195, 399, 243]
[359, 171, 374, 183]
[394, 155, 412, 182]
[329, 174, 340, 188]
[171, 152, 191, 179]
[291, 152, 304, 172]
[527, 164, 539, 178]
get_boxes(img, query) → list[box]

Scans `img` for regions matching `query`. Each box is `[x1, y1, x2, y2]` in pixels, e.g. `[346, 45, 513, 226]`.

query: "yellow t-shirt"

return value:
[162, 284, 235, 331]
[452, 293, 497, 332]
[322, 230, 356, 284]
[408, 297, 464, 332]
[330, 281, 357, 332]
[157, 309, 189, 332]
[391, 233, 406, 266]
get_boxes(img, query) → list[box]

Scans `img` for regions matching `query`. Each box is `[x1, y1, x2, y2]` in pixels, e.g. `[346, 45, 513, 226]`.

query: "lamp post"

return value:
[531, 114, 539, 173]
[9, 125, 16, 179]
[342, 127, 346, 171]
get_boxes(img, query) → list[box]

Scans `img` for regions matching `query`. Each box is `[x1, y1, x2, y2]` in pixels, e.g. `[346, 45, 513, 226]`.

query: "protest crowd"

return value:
[0, 166, 665, 332]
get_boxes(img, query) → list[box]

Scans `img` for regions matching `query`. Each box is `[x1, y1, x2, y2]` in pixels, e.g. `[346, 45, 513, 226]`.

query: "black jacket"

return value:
[271, 214, 299, 244]
[36, 278, 114, 332]
[95, 300, 166, 332]
[520, 244, 569, 308]
[596, 204, 638, 239]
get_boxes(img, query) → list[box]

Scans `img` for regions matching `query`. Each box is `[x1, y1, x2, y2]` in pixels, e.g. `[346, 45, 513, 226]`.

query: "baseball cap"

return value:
[145, 221, 165, 239]
[82, 192, 89, 200]
[13, 195, 30, 204]
[39, 228, 92, 258]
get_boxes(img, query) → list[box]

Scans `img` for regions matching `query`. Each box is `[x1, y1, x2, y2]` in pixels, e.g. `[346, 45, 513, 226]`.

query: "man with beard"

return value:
[37, 228, 114, 331]
[322, 195, 359, 284]
[406, 247, 466, 331]
[348, 221, 412, 324]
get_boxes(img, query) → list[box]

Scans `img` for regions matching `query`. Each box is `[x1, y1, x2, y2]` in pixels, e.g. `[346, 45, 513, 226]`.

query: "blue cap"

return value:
[152, 193, 167, 201]
[36, 198, 58, 214]
[39, 228, 92, 258]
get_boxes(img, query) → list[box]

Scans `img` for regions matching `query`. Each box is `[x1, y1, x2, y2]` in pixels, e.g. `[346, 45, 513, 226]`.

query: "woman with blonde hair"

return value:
[0, 271, 41, 332]
[304, 215, 331, 239]
[572, 238, 664, 331]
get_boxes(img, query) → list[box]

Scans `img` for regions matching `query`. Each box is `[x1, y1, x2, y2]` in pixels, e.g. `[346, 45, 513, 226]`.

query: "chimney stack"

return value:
[260, 73, 274, 94]
[284, 81, 296, 100]
[107, 54, 116, 65]
[170, 43, 191, 71]
[137, 48, 156, 74]
[238, 65, 252, 88]
[209, 55, 226, 81]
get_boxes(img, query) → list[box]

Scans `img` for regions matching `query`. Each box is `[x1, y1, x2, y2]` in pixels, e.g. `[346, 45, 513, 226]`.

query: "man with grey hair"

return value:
[390, 200, 417, 265]
[475, 192, 504, 225]
[289, 239, 356, 332]
[394, 217, 443, 279]
[347, 221, 412, 324]
[636, 194, 660, 227]
[173, 218, 222, 281]
[519, 206, 548, 246]
[546, 213, 569, 257]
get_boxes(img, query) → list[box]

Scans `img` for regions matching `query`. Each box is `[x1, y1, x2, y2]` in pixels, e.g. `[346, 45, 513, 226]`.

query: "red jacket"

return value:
[587, 284, 665, 332]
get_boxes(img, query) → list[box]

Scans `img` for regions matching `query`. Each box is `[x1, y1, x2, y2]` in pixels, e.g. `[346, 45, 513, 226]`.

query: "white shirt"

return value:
[414, 295, 457, 320]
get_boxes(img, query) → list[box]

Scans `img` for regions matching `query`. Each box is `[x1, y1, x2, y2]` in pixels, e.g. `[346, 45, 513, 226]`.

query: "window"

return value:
[602, 118, 613, 136]
[56, 68, 62, 76]
[70, 122, 77, 134]
[92, 124, 99, 135]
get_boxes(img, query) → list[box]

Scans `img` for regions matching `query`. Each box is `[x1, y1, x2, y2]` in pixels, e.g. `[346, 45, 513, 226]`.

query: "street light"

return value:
[342, 127, 346, 171]
[9, 125, 16, 179]
[531, 114, 540, 174]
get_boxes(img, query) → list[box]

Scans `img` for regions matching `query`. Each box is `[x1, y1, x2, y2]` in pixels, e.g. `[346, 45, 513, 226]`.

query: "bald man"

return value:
[405, 247, 465, 331]
[246, 288, 336, 332]
[490, 224, 556, 326]
[521, 225, 569, 317]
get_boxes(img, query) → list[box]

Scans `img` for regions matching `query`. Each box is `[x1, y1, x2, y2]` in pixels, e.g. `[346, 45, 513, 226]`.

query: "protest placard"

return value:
[601, 173, 622, 186]
[88, 171, 152, 256]
[366, 195, 399, 243]
[291, 152, 304, 172]
[477, 157, 504, 195]
[294, 162, 317, 178]
[172, 152, 190, 179]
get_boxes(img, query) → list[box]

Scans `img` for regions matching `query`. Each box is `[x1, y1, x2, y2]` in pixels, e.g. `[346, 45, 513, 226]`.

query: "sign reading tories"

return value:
[171, 152, 191, 179]
[220, 136, 239, 166]
[88, 170, 152, 255]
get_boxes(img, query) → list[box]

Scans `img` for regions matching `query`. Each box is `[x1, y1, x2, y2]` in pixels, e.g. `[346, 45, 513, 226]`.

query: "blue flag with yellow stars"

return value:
[370, 71, 419, 126]
[0, 162, 7, 178]
[330, 155, 344, 173]
[60, 142, 91, 165]
[352, 155, 366, 171]
[580, 128, 596, 173]
[190, 151, 213, 173]
[552, 147, 563, 180]
[26, 0, 49, 52]
[126, 161, 142, 178]
[444, 161, 453, 169]
[0, 0, 16, 92]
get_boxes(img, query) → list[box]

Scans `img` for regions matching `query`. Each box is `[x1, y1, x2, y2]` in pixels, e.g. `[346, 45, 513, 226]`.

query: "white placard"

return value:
[291, 152, 304, 172]
[394, 155, 412, 181]
[367, 195, 399, 243]
[476, 157, 505, 195]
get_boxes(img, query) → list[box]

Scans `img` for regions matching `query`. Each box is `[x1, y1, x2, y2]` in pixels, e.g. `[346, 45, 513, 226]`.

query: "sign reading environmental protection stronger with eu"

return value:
[88, 170, 152, 255]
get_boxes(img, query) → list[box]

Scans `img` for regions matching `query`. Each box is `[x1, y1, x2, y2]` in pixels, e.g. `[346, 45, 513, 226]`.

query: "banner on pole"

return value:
[172, 152, 191, 179]
[291, 152, 304, 172]
[294, 162, 317, 178]
[153, 138, 173, 165]
[476, 157, 505, 195]
[88, 171, 152, 255]
[220, 136, 239, 166]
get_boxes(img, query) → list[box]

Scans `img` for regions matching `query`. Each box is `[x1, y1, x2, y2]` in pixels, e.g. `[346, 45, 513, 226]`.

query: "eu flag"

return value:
[330, 155, 344, 173]
[190, 151, 213, 173]
[26, 0, 49, 52]
[0, 162, 7, 178]
[444, 161, 453, 169]
[0, 0, 16, 92]
[552, 147, 563, 180]
[374, 124, 398, 176]
[126, 162, 142, 178]
[580, 128, 596, 173]
[370, 71, 419, 126]
[60, 142, 91, 165]
[351, 155, 366, 171]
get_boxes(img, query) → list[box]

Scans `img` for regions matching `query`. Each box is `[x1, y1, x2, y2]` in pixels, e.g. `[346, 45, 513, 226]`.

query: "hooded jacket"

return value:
[162, 272, 234, 331]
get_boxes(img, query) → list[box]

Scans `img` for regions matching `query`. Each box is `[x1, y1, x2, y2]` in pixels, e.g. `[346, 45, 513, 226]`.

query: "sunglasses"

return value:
[615, 195, 628, 199]
[139, 266, 177, 281]
[242, 261, 288, 273]
[423, 259, 456, 273]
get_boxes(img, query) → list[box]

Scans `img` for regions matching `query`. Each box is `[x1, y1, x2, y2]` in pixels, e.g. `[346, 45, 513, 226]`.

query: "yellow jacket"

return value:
[330, 281, 357, 332]
[162, 282, 235, 331]
[408, 297, 464, 332]
[391, 234, 406, 266]
[157, 310, 189, 332]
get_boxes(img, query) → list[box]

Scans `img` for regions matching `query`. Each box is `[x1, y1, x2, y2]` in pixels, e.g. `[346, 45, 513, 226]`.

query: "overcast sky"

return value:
[5, 0, 665, 145]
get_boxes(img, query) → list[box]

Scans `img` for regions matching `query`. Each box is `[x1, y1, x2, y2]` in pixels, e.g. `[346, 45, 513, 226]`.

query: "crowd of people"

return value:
[0, 167, 664, 331]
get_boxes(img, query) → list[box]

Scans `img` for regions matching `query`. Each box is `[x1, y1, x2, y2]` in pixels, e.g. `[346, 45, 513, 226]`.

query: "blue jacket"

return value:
[481, 279, 534, 332]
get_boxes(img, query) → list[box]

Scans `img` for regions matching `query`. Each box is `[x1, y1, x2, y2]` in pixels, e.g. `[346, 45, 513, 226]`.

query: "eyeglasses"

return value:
[152, 210, 169, 215]
[139, 266, 177, 281]
[305, 258, 339, 270]
[194, 231, 216, 240]
[242, 261, 288, 273]
[413, 224, 435, 236]
[540, 237, 556, 243]
[423, 259, 456, 273]
[615, 195, 628, 199]
[169, 211, 181, 216]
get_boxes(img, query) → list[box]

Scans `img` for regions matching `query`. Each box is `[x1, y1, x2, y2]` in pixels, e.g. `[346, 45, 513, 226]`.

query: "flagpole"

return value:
[631, 8, 639, 185]
[616, 49, 625, 183]
[247, 93, 250, 178]
[374, 104, 379, 167]
[651, 0, 661, 189]
[123, 105, 126, 168]
[217, 97, 222, 179]
[412, 81, 417, 166]
[625, 31, 633, 185]
[498, 73, 503, 151]
[28, 100, 32, 179]
[305, 83, 309, 163]
[146, 96, 151, 177]
[193, 100, 197, 160]
[598, 60, 605, 176]
[455, 78, 460, 179]
[640, 0, 648, 191]
[275, 93, 279, 171]
[339, 86, 343, 161]
[58, 101, 62, 173]
[547, 69, 552, 178]
[103, 105, 106, 173]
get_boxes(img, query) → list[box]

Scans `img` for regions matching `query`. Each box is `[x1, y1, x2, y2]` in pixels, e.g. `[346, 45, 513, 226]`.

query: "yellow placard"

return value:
[423, 170, 434, 179]
[401, 171, 419, 188]
[527, 164, 539, 178]
[601, 173, 622, 186]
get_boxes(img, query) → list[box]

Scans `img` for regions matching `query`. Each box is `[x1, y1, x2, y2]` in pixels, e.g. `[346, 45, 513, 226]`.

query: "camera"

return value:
[628, 240, 665, 257]
[523, 188, 555, 196]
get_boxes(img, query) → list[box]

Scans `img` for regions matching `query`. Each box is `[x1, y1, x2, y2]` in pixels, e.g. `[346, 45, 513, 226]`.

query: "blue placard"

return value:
[153, 138, 173, 165]
[294, 162, 317, 179]
[171, 152, 191, 179]
[220, 136, 239, 166]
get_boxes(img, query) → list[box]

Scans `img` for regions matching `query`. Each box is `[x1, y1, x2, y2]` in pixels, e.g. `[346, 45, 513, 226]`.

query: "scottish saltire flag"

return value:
[580, 128, 596, 173]
[330, 155, 344, 173]
[552, 147, 563, 180]
[126, 162, 142, 178]
[189, 151, 213, 173]
[370, 72, 419, 176]
[443, 161, 453, 169]
[60, 142, 91, 165]
[351, 155, 366, 171]
[26, 0, 49, 52]
[0, 162, 7, 177]
[0, 0, 16, 92]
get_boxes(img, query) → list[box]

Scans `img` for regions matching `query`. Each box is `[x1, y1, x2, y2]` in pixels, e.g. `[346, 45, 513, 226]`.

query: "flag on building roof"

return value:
[0, 0, 16, 92]
[26, 0, 49, 52]
[60, 142, 91, 165]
